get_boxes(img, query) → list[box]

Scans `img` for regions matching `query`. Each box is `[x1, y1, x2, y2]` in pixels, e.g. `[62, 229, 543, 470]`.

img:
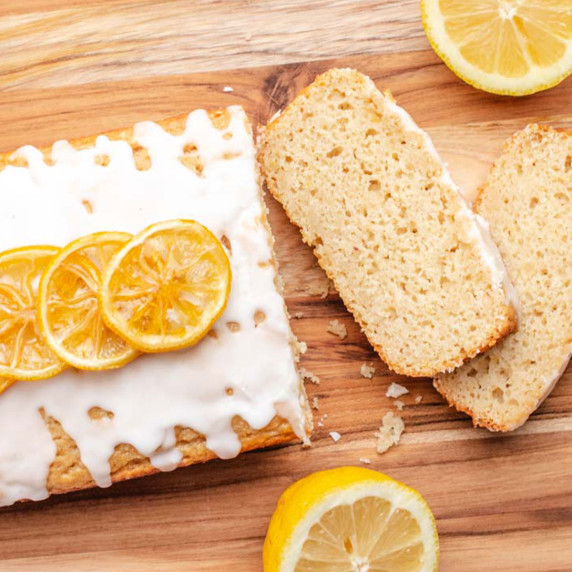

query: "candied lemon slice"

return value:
[422, 0, 572, 95]
[0, 246, 65, 381]
[264, 467, 439, 572]
[38, 232, 138, 370]
[100, 220, 231, 352]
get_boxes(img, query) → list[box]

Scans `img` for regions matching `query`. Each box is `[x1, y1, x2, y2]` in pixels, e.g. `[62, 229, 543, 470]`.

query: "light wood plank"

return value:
[0, 0, 427, 90]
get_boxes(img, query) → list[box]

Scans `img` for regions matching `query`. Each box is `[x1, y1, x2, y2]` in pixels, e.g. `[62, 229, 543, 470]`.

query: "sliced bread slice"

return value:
[435, 124, 572, 431]
[258, 68, 517, 377]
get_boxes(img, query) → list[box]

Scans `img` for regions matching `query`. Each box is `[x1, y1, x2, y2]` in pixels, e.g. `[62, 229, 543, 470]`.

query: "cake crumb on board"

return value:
[299, 367, 320, 385]
[294, 311, 304, 319]
[308, 279, 330, 299]
[415, 395, 423, 404]
[375, 412, 404, 454]
[360, 363, 375, 378]
[311, 397, 319, 410]
[394, 399, 404, 411]
[327, 319, 348, 340]
[386, 382, 409, 398]
[329, 431, 341, 442]
[359, 457, 371, 464]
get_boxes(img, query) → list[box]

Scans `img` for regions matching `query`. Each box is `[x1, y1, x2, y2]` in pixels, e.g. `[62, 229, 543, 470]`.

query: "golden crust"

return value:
[1, 108, 309, 501]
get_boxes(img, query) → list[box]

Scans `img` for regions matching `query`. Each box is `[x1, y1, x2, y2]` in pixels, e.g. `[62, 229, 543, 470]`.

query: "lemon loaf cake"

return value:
[0, 107, 310, 506]
[435, 125, 572, 431]
[258, 68, 517, 377]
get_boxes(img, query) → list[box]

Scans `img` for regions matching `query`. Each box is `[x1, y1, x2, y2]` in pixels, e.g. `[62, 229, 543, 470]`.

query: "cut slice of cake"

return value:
[0, 106, 310, 506]
[435, 125, 572, 431]
[258, 68, 517, 377]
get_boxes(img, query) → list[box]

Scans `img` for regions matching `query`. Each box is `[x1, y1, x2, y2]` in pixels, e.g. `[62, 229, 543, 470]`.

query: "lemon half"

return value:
[422, 0, 572, 95]
[264, 467, 439, 572]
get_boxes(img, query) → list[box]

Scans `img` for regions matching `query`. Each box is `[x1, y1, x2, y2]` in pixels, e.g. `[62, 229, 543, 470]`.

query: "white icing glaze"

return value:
[0, 106, 306, 506]
[384, 98, 519, 317]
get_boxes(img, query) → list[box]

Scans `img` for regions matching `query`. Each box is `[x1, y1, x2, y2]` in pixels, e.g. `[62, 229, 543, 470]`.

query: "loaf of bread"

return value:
[435, 125, 572, 431]
[258, 68, 517, 377]
[0, 108, 310, 505]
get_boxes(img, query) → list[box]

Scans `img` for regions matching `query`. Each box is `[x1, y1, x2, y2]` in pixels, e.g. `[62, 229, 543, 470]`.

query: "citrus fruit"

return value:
[100, 220, 231, 352]
[38, 232, 139, 370]
[0, 246, 66, 380]
[421, 0, 572, 95]
[264, 467, 439, 572]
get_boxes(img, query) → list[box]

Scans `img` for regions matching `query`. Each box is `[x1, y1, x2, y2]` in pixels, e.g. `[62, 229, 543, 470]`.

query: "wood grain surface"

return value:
[0, 2, 571, 571]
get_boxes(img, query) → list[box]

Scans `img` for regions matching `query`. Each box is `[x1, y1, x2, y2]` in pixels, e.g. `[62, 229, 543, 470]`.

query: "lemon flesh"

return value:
[422, 0, 572, 95]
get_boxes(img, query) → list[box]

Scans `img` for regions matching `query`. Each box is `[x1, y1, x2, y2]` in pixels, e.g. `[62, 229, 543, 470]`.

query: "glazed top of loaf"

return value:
[0, 106, 306, 507]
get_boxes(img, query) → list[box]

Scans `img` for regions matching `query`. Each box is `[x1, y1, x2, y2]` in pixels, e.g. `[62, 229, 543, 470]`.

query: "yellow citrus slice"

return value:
[264, 467, 439, 572]
[421, 0, 572, 95]
[38, 232, 139, 370]
[0, 246, 66, 381]
[100, 220, 231, 353]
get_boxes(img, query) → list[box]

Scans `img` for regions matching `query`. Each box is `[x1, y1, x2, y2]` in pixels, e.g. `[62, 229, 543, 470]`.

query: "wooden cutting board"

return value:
[0, 2, 571, 571]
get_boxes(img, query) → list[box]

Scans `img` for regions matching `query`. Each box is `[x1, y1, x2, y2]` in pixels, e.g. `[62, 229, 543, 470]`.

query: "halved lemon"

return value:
[264, 467, 439, 572]
[0, 246, 66, 381]
[38, 232, 139, 370]
[422, 0, 572, 95]
[100, 220, 231, 353]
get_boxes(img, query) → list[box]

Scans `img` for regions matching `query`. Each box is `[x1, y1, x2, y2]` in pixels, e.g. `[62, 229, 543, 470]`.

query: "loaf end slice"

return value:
[258, 68, 517, 377]
[435, 125, 572, 431]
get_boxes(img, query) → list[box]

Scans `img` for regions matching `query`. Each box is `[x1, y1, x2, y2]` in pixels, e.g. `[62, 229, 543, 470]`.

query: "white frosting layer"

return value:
[384, 98, 519, 318]
[0, 106, 306, 506]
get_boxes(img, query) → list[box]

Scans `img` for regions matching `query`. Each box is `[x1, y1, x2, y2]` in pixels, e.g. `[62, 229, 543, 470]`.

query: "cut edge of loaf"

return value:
[434, 124, 572, 431]
[0, 108, 312, 502]
[258, 67, 518, 377]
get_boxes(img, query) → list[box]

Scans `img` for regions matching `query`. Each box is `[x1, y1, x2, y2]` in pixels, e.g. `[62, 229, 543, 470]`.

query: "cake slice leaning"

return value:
[0, 106, 311, 506]
[435, 125, 572, 431]
[258, 68, 517, 377]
